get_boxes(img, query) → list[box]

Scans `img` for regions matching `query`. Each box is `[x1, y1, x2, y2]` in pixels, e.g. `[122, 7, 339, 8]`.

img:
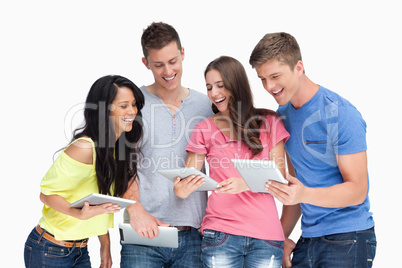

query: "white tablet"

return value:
[119, 223, 179, 248]
[231, 159, 288, 193]
[70, 193, 136, 208]
[157, 167, 219, 191]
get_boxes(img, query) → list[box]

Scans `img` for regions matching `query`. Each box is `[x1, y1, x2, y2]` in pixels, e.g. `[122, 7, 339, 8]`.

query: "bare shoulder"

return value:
[64, 138, 94, 165]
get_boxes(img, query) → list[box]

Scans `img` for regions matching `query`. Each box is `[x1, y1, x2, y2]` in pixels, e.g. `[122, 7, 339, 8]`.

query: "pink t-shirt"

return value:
[186, 114, 289, 241]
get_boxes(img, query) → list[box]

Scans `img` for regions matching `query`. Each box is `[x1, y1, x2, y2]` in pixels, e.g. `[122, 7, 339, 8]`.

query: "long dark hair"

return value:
[72, 75, 144, 197]
[205, 56, 278, 156]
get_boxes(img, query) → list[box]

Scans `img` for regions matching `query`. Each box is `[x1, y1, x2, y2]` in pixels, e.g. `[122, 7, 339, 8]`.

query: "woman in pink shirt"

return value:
[174, 56, 289, 268]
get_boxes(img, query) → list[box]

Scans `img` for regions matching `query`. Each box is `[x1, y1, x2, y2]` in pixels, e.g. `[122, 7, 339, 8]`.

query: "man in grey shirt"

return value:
[121, 22, 213, 267]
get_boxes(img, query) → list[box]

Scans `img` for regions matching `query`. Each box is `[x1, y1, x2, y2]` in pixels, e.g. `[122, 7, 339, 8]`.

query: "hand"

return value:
[215, 177, 249, 194]
[127, 203, 170, 239]
[174, 175, 205, 199]
[266, 172, 307, 205]
[78, 202, 121, 220]
[282, 238, 296, 268]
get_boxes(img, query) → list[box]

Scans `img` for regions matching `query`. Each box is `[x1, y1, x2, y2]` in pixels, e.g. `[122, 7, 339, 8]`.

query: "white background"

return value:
[1, 1, 400, 267]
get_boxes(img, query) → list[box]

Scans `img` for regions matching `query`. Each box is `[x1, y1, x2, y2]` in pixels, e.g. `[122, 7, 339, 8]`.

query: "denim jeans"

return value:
[292, 226, 377, 268]
[24, 227, 91, 268]
[120, 227, 202, 268]
[201, 229, 284, 268]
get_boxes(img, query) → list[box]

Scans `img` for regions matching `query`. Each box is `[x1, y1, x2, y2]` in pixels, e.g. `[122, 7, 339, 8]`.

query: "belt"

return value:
[173, 226, 192, 231]
[36, 225, 88, 248]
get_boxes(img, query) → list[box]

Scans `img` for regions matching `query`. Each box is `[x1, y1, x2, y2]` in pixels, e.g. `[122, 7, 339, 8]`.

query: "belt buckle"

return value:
[73, 238, 88, 248]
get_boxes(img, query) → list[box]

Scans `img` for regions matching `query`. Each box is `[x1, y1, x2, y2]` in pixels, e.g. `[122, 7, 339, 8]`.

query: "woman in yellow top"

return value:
[24, 75, 144, 268]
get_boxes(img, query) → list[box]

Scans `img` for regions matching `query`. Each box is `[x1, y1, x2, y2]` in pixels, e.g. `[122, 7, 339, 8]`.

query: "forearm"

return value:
[40, 192, 81, 218]
[98, 233, 112, 268]
[121, 178, 146, 220]
[303, 181, 367, 208]
[98, 232, 110, 250]
[280, 204, 301, 238]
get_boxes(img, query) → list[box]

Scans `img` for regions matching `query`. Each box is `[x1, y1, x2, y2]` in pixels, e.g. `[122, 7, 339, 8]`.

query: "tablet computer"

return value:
[70, 193, 136, 208]
[231, 159, 288, 193]
[119, 223, 178, 248]
[157, 167, 219, 191]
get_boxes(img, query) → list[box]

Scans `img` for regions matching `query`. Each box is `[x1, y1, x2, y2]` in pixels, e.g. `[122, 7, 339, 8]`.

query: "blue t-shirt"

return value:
[277, 85, 374, 237]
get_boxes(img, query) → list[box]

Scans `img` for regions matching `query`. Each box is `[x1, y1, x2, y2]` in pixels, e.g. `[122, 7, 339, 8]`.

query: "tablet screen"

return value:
[231, 159, 288, 193]
[157, 167, 218, 191]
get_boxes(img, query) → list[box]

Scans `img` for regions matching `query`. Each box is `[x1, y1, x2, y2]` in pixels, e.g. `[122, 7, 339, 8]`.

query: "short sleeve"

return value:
[186, 121, 209, 154]
[40, 152, 95, 199]
[331, 105, 367, 155]
[263, 114, 290, 149]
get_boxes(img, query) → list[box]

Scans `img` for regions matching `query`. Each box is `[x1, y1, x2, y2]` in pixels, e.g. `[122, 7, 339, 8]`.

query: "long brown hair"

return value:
[204, 56, 278, 156]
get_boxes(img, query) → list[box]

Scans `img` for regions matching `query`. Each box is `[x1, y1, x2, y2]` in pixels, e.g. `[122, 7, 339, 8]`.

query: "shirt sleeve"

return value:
[186, 122, 208, 154]
[264, 114, 290, 149]
[40, 152, 94, 199]
[331, 104, 367, 155]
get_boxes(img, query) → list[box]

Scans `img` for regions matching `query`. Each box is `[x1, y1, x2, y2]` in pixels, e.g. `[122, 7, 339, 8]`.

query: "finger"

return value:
[285, 171, 298, 183]
[189, 175, 203, 183]
[268, 180, 290, 194]
[193, 177, 205, 186]
[216, 184, 233, 194]
[174, 176, 182, 185]
[156, 218, 170, 227]
[267, 185, 288, 203]
[217, 178, 231, 188]
[83, 201, 90, 208]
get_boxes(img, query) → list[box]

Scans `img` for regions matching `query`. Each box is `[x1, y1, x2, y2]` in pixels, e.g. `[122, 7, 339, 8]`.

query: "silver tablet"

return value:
[119, 223, 179, 248]
[231, 159, 288, 193]
[157, 167, 219, 191]
[70, 193, 136, 208]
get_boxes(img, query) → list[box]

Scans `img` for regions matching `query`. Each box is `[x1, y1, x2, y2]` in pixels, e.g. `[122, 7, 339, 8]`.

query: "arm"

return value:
[174, 151, 207, 198]
[216, 139, 288, 194]
[280, 154, 301, 268]
[40, 139, 120, 220]
[121, 178, 169, 239]
[98, 233, 112, 268]
[267, 151, 368, 208]
[40, 193, 120, 220]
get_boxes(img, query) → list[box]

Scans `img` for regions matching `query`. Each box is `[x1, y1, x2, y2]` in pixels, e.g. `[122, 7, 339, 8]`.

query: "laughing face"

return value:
[142, 41, 184, 92]
[205, 69, 231, 116]
[110, 86, 138, 139]
[255, 59, 304, 107]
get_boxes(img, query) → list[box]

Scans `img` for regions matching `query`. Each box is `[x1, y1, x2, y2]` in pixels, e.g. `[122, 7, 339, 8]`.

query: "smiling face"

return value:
[110, 86, 137, 139]
[205, 69, 232, 116]
[142, 41, 184, 92]
[255, 59, 304, 107]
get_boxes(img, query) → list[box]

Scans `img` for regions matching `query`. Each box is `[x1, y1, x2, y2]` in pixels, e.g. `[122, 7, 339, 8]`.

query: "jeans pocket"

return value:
[366, 239, 377, 266]
[46, 246, 72, 258]
[202, 229, 229, 249]
[24, 244, 32, 268]
[322, 233, 357, 245]
[262, 240, 284, 251]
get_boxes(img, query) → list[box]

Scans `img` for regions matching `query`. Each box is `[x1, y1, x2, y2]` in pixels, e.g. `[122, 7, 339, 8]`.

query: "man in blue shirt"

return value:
[249, 32, 376, 268]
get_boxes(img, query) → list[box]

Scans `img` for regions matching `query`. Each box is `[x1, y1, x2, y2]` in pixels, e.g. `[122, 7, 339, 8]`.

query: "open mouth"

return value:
[163, 74, 176, 82]
[215, 97, 226, 104]
[122, 118, 134, 123]
[273, 88, 283, 95]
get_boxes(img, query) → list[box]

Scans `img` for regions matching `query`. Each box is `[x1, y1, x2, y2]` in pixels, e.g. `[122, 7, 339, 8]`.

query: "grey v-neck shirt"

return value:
[133, 86, 213, 228]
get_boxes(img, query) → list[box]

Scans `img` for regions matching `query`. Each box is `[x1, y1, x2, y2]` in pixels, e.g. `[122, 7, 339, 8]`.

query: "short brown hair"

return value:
[249, 32, 302, 69]
[141, 22, 182, 59]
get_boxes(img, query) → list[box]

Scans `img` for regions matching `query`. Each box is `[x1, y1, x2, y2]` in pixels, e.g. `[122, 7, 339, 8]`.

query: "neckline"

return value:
[206, 117, 236, 143]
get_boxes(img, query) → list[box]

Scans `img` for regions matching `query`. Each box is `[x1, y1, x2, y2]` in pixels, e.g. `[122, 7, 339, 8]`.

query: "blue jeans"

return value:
[292, 227, 377, 268]
[120, 227, 202, 267]
[201, 229, 284, 268]
[24, 227, 91, 268]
